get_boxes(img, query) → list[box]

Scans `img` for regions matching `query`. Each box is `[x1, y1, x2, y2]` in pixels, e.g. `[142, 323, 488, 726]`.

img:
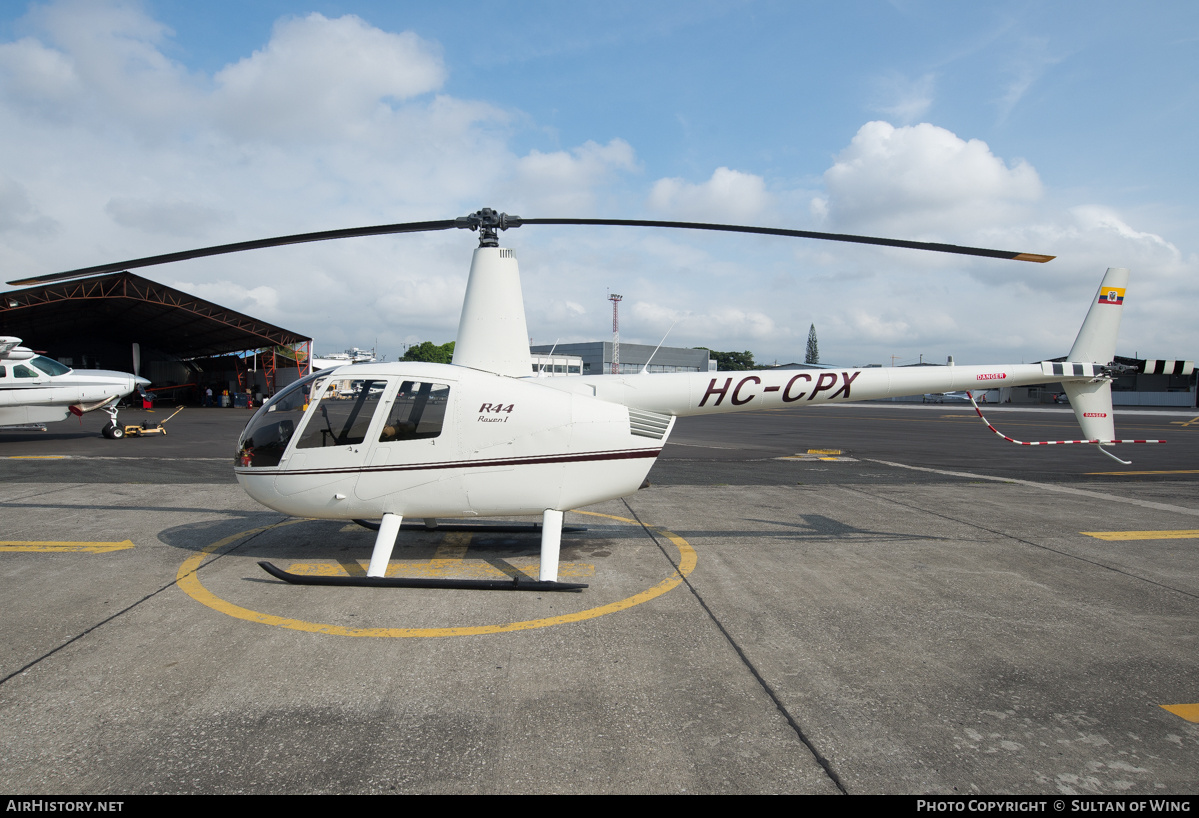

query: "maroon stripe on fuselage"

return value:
[234, 447, 662, 477]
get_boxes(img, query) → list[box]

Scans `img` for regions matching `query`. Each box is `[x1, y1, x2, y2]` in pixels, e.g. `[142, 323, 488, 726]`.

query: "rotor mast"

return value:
[451, 211, 533, 378]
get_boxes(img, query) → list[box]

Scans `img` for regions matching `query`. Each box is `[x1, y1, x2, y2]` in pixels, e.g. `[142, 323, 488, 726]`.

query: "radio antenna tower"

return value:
[608, 292, 623, 374]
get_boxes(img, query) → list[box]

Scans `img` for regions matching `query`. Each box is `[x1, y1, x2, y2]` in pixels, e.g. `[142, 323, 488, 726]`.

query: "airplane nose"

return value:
[135, 376, 151, 387]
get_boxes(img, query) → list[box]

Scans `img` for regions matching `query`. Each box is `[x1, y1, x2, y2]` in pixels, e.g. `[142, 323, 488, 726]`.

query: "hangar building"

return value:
[0, 271, 312, 404]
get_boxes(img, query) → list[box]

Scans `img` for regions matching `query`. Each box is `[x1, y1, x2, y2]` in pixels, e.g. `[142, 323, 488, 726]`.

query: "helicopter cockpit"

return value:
[237, 370, 453, 469]
[237, 369, 326, 467]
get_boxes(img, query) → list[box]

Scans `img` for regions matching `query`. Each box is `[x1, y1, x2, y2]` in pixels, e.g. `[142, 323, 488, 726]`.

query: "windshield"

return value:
[236, 371, 326, 467]
[31, 356, 72, 376]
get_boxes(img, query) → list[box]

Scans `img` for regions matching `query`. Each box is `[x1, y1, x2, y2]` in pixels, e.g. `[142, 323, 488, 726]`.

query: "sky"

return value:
[0, 0, 1195, 367]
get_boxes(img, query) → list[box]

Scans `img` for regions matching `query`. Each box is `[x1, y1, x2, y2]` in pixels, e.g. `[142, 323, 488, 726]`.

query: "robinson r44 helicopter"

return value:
[9, 209, 1161, 591]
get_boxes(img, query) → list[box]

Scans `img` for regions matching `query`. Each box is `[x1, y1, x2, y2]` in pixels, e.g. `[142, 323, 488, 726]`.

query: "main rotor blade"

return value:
[7, 219, 458, 286]
[9, 209, 1054, 288]
[518, 218, 1055, 263]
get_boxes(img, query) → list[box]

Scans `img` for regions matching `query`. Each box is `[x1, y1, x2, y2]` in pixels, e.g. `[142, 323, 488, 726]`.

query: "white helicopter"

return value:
[0, 336, 150, 436]
[9, 209, 1162, 591]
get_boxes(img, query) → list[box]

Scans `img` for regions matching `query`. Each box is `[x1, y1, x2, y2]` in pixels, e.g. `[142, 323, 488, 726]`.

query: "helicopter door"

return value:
[274, 376, 390, 496]
[356, 380, 466, 514]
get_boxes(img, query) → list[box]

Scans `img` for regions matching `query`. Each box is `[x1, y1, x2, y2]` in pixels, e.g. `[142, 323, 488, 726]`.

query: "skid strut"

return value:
[258, 508, 588, 591]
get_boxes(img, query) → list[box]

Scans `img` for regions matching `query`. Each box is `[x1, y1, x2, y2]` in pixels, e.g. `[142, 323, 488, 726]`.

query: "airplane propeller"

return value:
[6, 208, 1053, 287]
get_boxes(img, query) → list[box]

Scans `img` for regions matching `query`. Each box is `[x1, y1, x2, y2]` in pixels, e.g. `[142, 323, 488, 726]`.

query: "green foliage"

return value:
[694, 347, 756, 371]
[401, 341, 455, 364]
[805, 324, 819, 365]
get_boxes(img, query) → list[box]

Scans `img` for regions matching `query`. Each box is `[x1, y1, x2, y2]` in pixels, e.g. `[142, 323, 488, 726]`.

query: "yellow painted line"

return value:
[1085, 470, 1199, 476]
[176, 512, 696, 638]
[1082, 530, 1199, 541]
[0, 540, 135, 553]
[1169, 416, 1199, 427]
[807, 448, 842, 455]
[1161, 704, 1199, 723]
[429, 531, 470, 567]
[3, 455, 68, 460]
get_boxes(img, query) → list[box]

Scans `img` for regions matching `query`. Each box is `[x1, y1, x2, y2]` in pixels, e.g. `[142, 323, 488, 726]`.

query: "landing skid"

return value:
[257, 561, 587, 592]
[352, 518, 588, 534]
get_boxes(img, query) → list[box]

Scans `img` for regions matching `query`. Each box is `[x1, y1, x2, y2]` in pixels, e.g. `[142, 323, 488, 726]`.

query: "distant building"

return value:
[530, 342, 712, 375]
[770, 362, 838, 370]
[529, 352, 583, 376]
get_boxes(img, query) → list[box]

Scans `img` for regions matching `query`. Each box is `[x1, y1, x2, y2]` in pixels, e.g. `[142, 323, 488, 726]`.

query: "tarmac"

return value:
[1, 401, 1197, 794]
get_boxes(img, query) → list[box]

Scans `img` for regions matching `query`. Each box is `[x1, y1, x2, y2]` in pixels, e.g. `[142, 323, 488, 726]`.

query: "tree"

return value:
[694, 347, 756, 370]
[805, 324, 819, 365]
[401, 341, 455, 364]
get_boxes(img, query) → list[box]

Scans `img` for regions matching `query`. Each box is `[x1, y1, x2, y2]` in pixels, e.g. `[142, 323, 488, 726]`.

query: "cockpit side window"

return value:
[378, 381, 450, 442]
[13, 365, 38, 378]
[296, 378, 387, 449]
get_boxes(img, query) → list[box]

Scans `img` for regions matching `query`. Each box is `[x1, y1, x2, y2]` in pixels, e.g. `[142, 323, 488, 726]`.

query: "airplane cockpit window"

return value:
[379, 381, 450, 442]
[296, 378, 388, 449]
[13, 365, 39, 378]
[30, 356, 71, 376]
[237, 371, 327, 467]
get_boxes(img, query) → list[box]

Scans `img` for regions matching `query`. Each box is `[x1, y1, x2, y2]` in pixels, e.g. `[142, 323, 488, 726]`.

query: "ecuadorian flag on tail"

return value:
[1098, 287, 1125, 305]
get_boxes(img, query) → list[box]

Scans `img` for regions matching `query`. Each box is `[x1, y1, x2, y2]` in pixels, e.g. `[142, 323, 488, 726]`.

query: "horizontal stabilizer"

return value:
[1142, 359, 1194, 376]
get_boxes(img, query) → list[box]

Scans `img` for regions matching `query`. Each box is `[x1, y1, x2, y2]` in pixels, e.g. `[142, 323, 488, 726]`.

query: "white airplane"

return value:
[0, 336, 150, 436]
[311, 346, 381, 371]
[8, 209, 1162, 590]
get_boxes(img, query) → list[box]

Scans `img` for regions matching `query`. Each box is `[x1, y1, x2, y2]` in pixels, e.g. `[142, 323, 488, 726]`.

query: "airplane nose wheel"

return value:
[100, 405, 124, 439]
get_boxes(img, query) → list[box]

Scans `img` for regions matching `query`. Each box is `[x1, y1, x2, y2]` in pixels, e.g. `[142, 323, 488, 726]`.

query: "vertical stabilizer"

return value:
[452, 246, 532, 378]
[1068, 267, 1128, 364]
[1063, 268, 1129, 444]
[1062, 380, 1116, 441]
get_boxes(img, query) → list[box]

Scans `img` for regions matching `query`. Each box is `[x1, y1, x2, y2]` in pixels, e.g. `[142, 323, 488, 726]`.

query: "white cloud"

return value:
[820, 121, 1042, 234]
[506, 139, 637, 213]
[212, 13, 446, 140]
[997, 37, 1063, 123]
[8, 0, 200, 134]
[174, 281, 280, 316]
[0, 36, 82, 111]
[628, 300, 780, 346]
[774, 121, 1199, 367]
[870, 71, 936, 124]
[0, 1, 643, 361]
[648, 167, 772, 223]
[0, 173, 57, 235]
[105, 197, 231, 238]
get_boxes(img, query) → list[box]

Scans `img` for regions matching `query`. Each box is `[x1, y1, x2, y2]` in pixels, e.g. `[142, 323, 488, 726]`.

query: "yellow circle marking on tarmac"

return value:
[176, 511, 696, 638]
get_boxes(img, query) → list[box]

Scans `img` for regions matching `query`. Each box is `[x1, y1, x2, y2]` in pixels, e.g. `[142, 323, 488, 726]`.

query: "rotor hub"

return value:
[454, 208, 523, 248]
